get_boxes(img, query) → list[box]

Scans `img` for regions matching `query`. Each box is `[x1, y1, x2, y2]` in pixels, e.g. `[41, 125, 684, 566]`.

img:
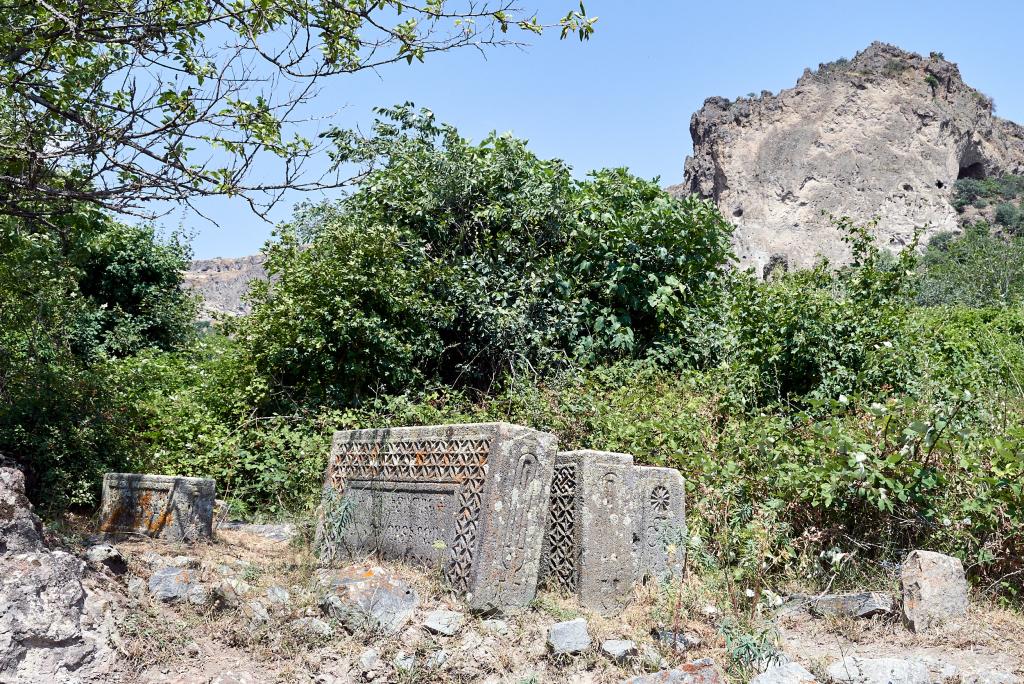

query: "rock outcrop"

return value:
[0, 467, 118, 682]
[677, 42, 1024, 272]
[183, 254, 267, 319]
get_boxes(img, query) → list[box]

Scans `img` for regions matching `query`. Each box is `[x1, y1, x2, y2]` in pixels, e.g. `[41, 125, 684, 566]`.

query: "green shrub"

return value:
[918, 225, 1024, 306]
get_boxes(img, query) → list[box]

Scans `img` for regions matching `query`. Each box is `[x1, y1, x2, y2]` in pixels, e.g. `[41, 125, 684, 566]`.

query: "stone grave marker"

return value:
[98, 473, 216, 541]
[540, 451, 685, 614]
[317, 422, 557, 610]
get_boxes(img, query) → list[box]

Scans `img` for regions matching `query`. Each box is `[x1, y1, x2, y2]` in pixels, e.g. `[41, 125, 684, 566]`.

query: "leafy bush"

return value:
[243, 106, 733, 410]
[918, 225, 1024, 306]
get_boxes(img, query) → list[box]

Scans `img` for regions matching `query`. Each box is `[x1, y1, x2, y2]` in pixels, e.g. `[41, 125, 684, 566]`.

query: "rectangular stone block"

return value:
[318, 422, 558, 611]
[634, 466, 686, 580]
[98, 473, 215, 542]
[540, 452, 685, 615]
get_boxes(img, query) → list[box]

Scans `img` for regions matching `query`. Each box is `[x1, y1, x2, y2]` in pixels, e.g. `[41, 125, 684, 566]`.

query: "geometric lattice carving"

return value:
[319, 424, 558, 611]
[543, 461, 578, 592]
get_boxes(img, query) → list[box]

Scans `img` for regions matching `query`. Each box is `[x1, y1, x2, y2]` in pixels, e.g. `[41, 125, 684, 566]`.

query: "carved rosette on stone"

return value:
[97, 473, 216, 542]
[540, 452, 685, 615]
[318, 423, 557, 611]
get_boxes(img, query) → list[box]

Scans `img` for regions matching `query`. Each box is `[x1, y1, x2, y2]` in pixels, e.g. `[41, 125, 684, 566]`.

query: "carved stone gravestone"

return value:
[318, 423, 558, 611]
[540, 452, 685, 615]
[98, 473, 215, 541]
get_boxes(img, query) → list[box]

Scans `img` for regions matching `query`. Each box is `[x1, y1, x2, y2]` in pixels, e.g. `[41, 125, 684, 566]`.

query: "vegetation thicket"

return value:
[3, 107, 1023, 609]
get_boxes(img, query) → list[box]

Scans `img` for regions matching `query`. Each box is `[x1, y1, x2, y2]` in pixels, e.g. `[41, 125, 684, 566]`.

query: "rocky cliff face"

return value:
[677, 42, 1024, 273]
[183, 254, 267, 319]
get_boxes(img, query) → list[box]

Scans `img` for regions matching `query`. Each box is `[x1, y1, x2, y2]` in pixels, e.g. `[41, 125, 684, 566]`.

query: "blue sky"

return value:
[180, 0, 1024, 259]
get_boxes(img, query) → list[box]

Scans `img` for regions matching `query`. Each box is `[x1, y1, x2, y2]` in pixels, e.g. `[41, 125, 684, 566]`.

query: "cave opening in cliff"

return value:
[958, 161, 987, 180]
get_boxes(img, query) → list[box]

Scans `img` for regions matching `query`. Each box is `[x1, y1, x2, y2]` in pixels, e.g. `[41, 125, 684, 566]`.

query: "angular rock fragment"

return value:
[547, 618, 591, 655]
[148, 566, 197, 602]
[421, 609, 465, 636]
[318, 565, 418, 635]
[601, 639, 637, 662]
[751, 662, 818, 684]
[623, 657, 724, 684]
[805, 591, 893, 618]
[84, 543, 128, 575]
[827, 656, 930, 684]
[901, 550, 968, 632]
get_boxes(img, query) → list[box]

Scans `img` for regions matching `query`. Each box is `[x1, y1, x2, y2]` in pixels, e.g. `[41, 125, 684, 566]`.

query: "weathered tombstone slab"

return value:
[540, 451, 685, 615]
[317, 423, 557, 611]
[98, 473, 215, 541]
[634, 466, 686, 580]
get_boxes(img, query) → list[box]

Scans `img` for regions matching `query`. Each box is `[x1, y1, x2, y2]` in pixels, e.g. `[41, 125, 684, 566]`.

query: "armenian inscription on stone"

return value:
[319, 422, 558, 610]
[540, 451, 685, 615]
[98, 473, 216, 542]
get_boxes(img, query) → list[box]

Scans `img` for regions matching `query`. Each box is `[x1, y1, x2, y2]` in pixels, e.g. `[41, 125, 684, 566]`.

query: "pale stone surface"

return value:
[318, 565, 418, 635]
[827, 656, 931, 684]
[149, 566, 197, 602]
[804, 591, 893, 618]
[901, 550, 968, 632]
[98, 473, 216, 542]
[601, 639, 637, 662]
[318, 423, 558, 611]
[265, 585, 290, 605]
[288, 617, 332, 638]
[623, 658, 724, 684]
[751, 662, 818, 684]
[0, 467, 118, 682]
[547, 618, 592, 655]
[84, 544, 127, 575]
[540, 450, 685, 614]
[421, 609, 464, 636]
[481, 618, 510, 636]
[675, 42, 1024, 273]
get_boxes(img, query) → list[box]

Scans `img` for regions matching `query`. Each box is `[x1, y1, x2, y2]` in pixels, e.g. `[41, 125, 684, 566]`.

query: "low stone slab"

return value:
[421, 609, 464, 636]
[601, 639, 637, 662]
[827, 656, 930, 684]
[149, 566, 197, 602]
[98, 473, 215, 542]
[317, 423, 558, 611]
[805, 591, 893, 618]
[901, 550, 968, 632]
[751, 662, 818, 684]
[540, 451, 685, 615]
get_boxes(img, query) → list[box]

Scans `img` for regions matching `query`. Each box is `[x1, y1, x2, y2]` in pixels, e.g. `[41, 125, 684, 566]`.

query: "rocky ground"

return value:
[2, 467, 1022, 684]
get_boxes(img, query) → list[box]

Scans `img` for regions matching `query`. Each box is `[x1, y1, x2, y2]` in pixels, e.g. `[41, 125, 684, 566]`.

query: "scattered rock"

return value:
[601, 639, 637, 662]
[800, 591, 893, 618]
[212, 578, 250, 609]
[288, 617, 333, 639]
[623, 657, 724, 683]
[965, 671, 1022, 684]
[210, 671, 259, 684]
[654, 629, 703, 651]
[266, 585, 290, 605]
[481, 618, 510, 636]
[169, 555, 200, 568]
[427, 650, 449, 669]
[148, 566, 197, 602]
[547, 618, 591, 655]
[186, 583, 213, 607]
[393, 651, 415, 671]
[127, 576, 147, 599]
[901, 550, 968, 632]
[84, 544, 127, 574]
[751, 662, 818, 684]
[641, 645, 669, 670]
[243, 600, 270, 626]
[422, 609, 465, 636]
[217, 521, 295, 542]
[318, 565, 418, 636]
[827, 656, 930, 684]
[358, 648, 380, 671]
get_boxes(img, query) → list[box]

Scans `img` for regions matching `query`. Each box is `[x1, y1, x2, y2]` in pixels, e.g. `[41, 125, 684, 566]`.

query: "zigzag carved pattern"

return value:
[444, 470, 485, 592]
[545, 461, 578, 592]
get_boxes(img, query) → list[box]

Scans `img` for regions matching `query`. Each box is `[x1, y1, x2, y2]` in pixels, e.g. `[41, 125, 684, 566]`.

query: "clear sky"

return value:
[180, 0, 1024, 259]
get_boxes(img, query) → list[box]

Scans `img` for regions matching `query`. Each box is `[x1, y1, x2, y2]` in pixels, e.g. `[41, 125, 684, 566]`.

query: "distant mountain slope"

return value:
[183, 255, 266, 318]
[675, 42, 1024, 274]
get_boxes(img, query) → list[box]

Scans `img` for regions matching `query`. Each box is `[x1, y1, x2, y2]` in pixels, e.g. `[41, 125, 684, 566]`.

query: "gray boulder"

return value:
[0, 466, 117, 682]
[547, 618, 591, 655]
[265, 585, 290, 606]
[288, 617, 333, 639]
[901, 550, 968, 632]
[827, 656, 930, 684]
[318, 565, 418, 636]
[421, 609, 464, 636]
[751, 662, 817, 683]
[148, 566, 197, 602]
